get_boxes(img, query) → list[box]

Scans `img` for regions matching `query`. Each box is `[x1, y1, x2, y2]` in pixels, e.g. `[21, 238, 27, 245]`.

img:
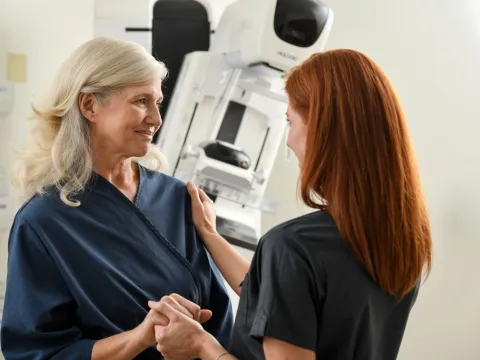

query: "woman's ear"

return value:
[78, 93, 98, 123]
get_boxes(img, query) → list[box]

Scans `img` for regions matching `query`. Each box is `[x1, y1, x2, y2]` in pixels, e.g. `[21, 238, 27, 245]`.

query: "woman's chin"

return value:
[130, 144, 150, 158]
[295, 155, 303, 168]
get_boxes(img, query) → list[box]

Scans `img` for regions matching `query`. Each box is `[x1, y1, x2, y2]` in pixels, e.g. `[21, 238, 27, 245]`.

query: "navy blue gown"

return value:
[0, 165, 234, 359]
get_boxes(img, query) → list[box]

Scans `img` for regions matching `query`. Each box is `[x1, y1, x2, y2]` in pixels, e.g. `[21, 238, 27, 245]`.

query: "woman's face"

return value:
[82, 79, 163, 158]
[285, 103, 308, 168]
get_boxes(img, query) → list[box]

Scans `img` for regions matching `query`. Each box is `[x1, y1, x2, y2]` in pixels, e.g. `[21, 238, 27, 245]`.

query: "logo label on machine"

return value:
[277, 51, 298, 61]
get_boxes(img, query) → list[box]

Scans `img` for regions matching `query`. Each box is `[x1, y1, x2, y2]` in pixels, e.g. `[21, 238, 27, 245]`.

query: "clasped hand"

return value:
[148, 294, 212, 360]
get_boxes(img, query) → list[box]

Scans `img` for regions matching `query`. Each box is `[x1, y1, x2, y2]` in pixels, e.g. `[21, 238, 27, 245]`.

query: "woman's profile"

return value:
[147, 48, 433, 360]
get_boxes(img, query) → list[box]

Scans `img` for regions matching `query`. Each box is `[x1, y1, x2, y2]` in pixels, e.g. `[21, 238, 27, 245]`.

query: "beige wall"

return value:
[0, 2, 94, 357]
[0, 0, 95, 284]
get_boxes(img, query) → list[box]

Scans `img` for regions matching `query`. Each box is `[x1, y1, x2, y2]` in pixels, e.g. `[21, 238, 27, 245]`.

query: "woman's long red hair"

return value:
[285, 49, 432, 300]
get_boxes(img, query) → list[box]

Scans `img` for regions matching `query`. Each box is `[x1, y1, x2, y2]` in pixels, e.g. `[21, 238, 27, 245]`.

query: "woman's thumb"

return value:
[199, 309, 213, 324]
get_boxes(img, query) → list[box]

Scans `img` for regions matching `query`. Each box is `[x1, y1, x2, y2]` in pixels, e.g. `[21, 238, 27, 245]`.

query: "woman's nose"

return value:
[148, 106, 162, 126]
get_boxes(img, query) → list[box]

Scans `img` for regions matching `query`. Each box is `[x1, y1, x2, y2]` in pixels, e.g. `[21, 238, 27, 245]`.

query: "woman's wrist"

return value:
[196, 331, 227, 360]
[199, 228, 219, 243]
[91, 327, 150, 360]
[128, 327, 151, 354]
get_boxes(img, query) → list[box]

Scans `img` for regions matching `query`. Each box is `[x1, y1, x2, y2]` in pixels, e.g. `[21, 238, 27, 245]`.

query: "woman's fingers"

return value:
[199, 309, 213, 323]
[169, 294, 201, 320]
[149, 294, 212, 324]
[187, 181, 212, 205]
[169, 294, 213, 323]
[154, 325, 166, 344]
[186, 181, 201, 205]
[150, 310, 169, 326]
[198, 188, 212, 203]
[149, 297, 194, 320]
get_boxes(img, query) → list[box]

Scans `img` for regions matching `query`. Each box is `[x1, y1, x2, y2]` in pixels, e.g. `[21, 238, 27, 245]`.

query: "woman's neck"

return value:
[94, 155, 138, 190]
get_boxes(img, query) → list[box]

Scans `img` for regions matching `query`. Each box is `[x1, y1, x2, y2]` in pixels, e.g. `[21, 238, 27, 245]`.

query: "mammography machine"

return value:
[94, 0, 334, 252]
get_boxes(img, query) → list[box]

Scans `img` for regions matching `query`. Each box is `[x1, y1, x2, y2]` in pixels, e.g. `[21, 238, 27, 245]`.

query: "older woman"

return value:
[0, 37, 233, 360]
[147, 49, 433, 360]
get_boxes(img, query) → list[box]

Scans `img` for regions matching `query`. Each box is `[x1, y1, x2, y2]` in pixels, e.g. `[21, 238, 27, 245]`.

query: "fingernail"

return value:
[148, 301, 154, 307]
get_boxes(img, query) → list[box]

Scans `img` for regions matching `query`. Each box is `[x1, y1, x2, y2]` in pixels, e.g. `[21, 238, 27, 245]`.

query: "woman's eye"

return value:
[135, 98, 146, 105]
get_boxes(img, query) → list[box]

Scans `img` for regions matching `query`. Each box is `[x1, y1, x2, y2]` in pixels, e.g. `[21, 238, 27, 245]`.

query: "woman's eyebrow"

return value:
[132, 92, 163, 102]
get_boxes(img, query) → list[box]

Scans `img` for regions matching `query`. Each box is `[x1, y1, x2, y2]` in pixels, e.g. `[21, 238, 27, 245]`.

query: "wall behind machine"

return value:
[0, 0, 95, 329]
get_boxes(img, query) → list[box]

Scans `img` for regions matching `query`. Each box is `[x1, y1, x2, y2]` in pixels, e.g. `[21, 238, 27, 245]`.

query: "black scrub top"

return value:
[230, 210, 420, 360]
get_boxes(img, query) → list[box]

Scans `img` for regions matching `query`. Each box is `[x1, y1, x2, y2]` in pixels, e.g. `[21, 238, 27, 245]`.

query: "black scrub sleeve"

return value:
[249, 229, 325, 352]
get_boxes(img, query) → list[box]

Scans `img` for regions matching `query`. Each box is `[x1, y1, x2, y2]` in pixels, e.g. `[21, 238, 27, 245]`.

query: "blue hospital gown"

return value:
[0, 165, 233, 359]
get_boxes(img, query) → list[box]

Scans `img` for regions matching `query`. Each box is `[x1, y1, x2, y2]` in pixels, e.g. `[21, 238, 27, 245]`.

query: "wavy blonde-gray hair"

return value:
[12, 37, 168, 207]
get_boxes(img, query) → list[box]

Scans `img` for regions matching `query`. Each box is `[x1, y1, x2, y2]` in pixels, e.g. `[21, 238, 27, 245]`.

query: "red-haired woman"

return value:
[147, 49, 433, 360]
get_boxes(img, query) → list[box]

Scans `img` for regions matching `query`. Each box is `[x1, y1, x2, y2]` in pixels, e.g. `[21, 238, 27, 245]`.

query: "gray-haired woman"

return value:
[0, 37, 233, 360]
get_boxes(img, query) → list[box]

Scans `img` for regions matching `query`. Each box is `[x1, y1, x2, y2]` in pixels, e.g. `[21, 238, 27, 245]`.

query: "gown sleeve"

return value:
[1, 219, 96, 360]
[249, 229, 325, 352]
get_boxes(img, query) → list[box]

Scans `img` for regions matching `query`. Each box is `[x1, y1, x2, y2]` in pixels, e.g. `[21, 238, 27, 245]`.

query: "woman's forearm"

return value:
[198, 332, 238, 360]
[91, 329, 148, 360]
[201, 231, 250, 296]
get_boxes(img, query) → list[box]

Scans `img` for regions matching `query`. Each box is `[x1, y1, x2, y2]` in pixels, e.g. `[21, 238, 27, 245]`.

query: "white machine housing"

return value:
[156, 0, 334, 249]
[213, 0, 334, 70]
[92, 0, 333, 310]
[93, 0, 334, 249]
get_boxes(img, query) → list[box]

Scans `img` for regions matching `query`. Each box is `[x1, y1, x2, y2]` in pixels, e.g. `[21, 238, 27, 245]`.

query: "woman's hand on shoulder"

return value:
[187, 181, 217, 237]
